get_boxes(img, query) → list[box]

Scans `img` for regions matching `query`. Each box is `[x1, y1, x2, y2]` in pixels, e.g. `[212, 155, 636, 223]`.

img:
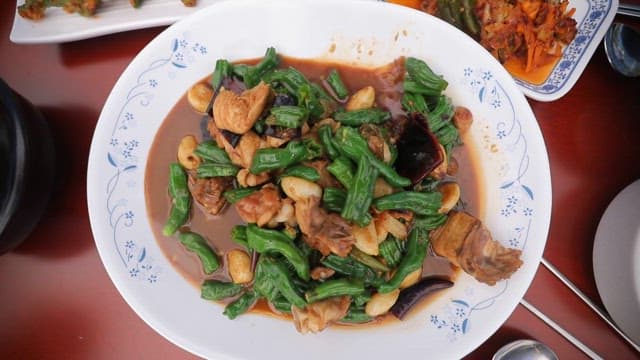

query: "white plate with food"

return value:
[86, 0, 552, 358]
[593, 179, 640, 345]
[10, 0, 225, 44]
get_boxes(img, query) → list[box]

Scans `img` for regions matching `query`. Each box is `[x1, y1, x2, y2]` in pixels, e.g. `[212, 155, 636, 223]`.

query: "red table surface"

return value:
[1, 2, 639, 359]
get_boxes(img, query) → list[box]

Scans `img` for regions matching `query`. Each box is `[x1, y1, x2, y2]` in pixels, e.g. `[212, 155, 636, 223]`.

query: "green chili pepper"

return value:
[334, 126, 411, 188]
[162, 163, 191, 236]
[378, 237, 404, 267]
[257, 256, 307, 308]
[404, 57, 448, 96]
[373, 191, 442, 216]
[341, 307, 373, 323]
[230, 225, 249, 250]
[341, 156, 378, 227]
[223, 290, 260, 320]
[194, 140, 231, 164]
[249, 140, 307, 174]
[334, 108, 391, 126]
[223, 187, 258, 204]
[281, 165, 320, 182]
[326, 69, 349, 100]
[243, 47, 279, 88]
[350, 247, 390, 272]
[321, 254, 384, 286]
[326, 156, 356, 189]
[322, 187, 347, 213]
[305, 278, 365, 303]
[378, 227, 429, 293]
[246, 224, 310, 281]
[179, 232, 220, 274]
[197, 163, 239, 178]
[201, 280, 243, 301]
[318, 125, 340, 160]
[267, 106, 309, 128]
[211, 59, 233, 92]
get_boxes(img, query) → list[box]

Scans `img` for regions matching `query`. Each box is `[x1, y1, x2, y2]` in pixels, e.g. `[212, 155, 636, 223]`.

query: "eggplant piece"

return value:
[390, 277, 453, 320]
[221, 129, 242, 148]
[394, 112, 444, 185]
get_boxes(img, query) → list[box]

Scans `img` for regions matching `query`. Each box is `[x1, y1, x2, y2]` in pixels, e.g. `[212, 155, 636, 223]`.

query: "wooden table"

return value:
[1, 2, 639, 359]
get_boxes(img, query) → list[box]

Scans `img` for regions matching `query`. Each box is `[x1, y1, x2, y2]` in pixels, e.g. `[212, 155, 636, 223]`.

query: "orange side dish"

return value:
[389, 0, 577, 82]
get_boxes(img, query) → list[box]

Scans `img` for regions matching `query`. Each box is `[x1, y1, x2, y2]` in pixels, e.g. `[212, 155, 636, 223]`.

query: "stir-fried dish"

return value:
[391, 0, 577, 77]
[146, 48, 522, 333]
[18, 0, 195, 20]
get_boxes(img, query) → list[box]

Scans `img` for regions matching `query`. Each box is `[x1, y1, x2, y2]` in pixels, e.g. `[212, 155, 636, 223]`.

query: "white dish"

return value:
[10, 0, 225, 44]
[86, 0, 552, 358]
[593, 179, 640, 345]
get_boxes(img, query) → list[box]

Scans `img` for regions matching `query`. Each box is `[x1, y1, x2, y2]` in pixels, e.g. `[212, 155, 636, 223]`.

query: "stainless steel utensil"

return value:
[492, 339, 558, 360]
[520, 299, 604, 359]
[541, 258, 640, 353]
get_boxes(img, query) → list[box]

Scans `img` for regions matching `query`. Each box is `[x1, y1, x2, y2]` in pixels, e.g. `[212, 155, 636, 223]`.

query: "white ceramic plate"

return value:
[593, 179, 640, 345]
[10, 0, 226, 44]
[87, 0, 552, 358]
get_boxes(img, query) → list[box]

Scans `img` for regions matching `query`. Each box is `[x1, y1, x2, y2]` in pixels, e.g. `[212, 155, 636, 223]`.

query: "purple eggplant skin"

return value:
[390, 277, 454, 320]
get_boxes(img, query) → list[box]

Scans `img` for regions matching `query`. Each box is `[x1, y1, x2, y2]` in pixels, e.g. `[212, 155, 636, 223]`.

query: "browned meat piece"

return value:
[212, 82, 271, 134]
[303, 160, 341, 188]
[291, 296, 351, 333]
[187, 174, 233, 215]
[235, 185, 282, 227]
[207, 119, 264, 169]
[295, 196, 355, 257]
[452, 106, 473, 133]
[310, 266, 336, 281]
[431, 211, 523, 285]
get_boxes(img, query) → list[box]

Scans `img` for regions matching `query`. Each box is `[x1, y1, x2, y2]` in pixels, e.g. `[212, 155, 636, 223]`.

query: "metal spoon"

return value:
[604, 22, 640, 77]
[492, 339, 559, 360]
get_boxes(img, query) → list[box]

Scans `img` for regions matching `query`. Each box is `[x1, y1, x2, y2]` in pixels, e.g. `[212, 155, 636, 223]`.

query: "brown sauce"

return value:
[144, 56, 483, 326]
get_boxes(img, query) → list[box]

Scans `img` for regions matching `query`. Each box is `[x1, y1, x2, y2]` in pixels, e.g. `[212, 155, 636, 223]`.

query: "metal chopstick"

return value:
[541, 257, 640, 353]
[520, 299, 604, 360]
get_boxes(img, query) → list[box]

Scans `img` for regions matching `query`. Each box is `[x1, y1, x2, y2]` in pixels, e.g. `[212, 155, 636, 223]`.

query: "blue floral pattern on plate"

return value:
[429, 67, 535, 340]
[105, 33, 208, 284]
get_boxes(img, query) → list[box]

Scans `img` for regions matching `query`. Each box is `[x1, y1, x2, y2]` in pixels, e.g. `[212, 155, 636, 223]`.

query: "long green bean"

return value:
[246, 224, 310, 281]
[326, 69, 349, 100]
[162, 163, 191, 236]
[249, 140, 307, 174]
[341, 156, 378, 227]
[373, 191, 442, 216]
[334, 108, 391, 126]
[178, 232, 219, 274]
[378, 227, 429, 293]
[223, 290, 260, 319]
[305, 278, 365, 303]
[201, 280, 243, 301]
[334, 126, 410, 188]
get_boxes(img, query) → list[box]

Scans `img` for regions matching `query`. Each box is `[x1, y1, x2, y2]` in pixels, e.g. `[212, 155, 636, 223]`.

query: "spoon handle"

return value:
[520, 299, 603, 360]
[541, 258, 640, 353]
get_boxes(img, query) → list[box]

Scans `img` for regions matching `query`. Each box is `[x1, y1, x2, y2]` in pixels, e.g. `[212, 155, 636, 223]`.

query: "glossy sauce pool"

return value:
[144, 56, 484, 325]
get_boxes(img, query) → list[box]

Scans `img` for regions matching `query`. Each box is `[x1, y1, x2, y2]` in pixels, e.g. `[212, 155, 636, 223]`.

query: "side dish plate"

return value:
[87, 0, 552, 358]
[593, 179, 640, 345]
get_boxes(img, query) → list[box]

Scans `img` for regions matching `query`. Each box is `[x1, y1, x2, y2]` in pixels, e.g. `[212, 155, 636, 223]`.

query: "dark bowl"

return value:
[0, 79, 55, 255]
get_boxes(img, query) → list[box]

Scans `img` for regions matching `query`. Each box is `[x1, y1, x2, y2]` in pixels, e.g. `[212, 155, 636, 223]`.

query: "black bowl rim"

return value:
[0, 78, 27, 234]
